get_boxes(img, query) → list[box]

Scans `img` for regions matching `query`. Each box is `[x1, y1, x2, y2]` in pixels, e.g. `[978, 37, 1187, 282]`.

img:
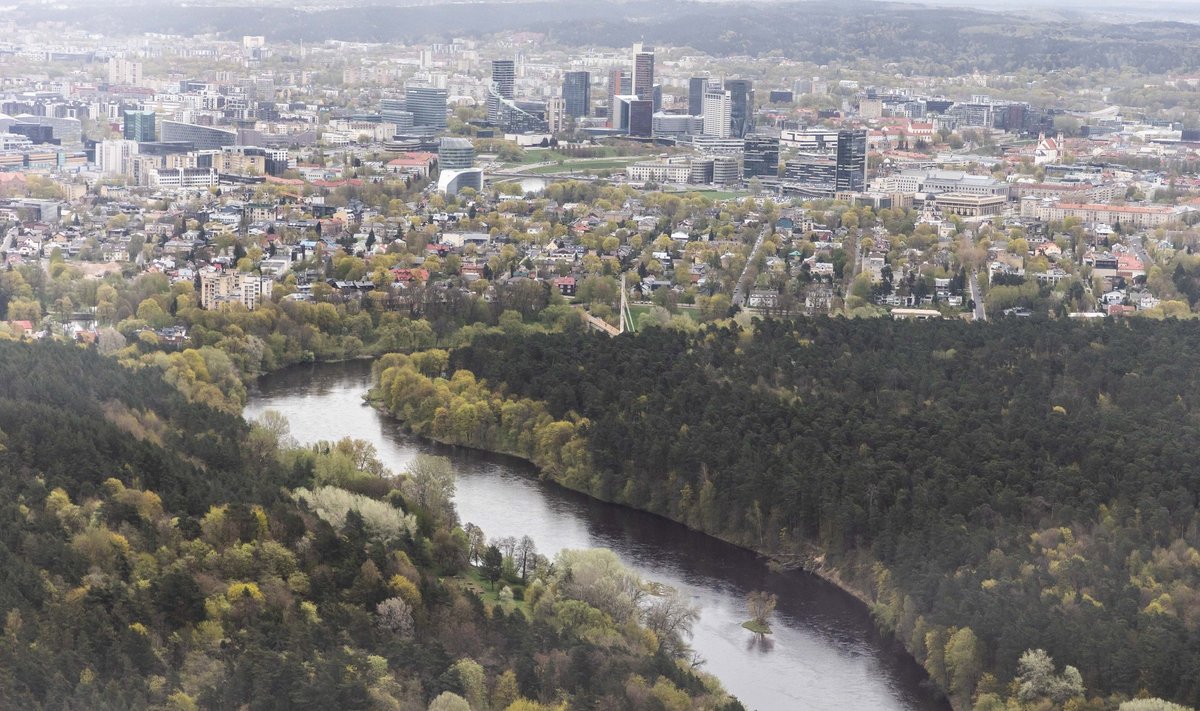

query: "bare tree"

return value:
[747, 590, 777, 629]
[516, 535, 537, 582]
[494, 535, 518, 561]
[641, 588, 700, 658]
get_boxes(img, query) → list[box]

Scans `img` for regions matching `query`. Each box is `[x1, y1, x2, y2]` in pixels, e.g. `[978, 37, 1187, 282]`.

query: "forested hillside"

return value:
[21, 0, 1200, 73]
[0, 341, 737, 710]
[376, 320, 1200, 709]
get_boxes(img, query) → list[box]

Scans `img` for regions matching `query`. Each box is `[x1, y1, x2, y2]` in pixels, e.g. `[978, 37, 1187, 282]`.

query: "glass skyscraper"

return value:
[405, 86, 448, 130]
[723, 79, 755, 138]
[562, 71, 590, 118]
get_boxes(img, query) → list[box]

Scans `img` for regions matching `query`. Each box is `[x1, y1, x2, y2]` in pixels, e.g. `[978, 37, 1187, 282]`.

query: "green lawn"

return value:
[629, 304, 701, 324]
[524, 157, 644, 175]
[742, 620, 773, 634]
[455, 566, 529, 617]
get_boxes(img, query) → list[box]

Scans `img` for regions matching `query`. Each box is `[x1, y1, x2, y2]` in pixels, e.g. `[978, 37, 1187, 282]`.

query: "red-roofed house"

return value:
[391, 268, 429, 283]
[552, 276, 577, 296]
[386, 152, 437, 178]
[1117, 253, 1145, 279]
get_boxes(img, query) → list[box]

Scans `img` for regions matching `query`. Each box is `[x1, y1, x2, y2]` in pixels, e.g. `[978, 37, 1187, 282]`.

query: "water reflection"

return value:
[246, 361, 948, 711]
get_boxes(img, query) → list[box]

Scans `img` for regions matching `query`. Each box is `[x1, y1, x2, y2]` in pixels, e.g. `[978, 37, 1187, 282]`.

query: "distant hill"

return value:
[21, 0, 1200, 73]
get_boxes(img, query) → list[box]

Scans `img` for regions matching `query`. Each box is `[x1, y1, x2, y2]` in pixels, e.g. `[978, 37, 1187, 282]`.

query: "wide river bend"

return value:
[245, 360, 949, 711]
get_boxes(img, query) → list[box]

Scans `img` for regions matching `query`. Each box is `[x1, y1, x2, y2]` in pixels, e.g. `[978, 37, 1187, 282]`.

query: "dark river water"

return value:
[245, 360, 949, 711]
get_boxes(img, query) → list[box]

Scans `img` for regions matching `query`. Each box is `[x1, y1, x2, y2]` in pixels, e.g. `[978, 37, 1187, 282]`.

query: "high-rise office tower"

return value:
[835, 128, 867, 192]
[615, 96, 653, 137]
[724, 79, 755, 138]
[122, 110, 156, 142]
[380, 98, 414, 130]
[492, 59, 515, 99]
[562, 71, 591, 118]
[405, 86, 448, 129]
[632, 44, 655, 101]
[688, 77, 709, 116]
[608, 68, 632, 128]
[782, 129, 867, 195]
[702, 88, 732, 139]
[743, 134, 780, 179]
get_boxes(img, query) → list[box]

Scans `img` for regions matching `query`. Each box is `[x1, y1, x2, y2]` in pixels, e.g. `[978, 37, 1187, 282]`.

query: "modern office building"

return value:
[743, 134, 780, 179]
[438, 167, 483, 196]
[779, 129, 841, 151]
[712, 155, 741, 185]
[768, 90, 794, 104]
[405, 86, 448, 129]
[8, 123, 56, 144]
[627, 99, 653, 137]
[122, 110, 156, 142]
[380, 98, 414, 130]
[159, 120, 237, 150]
[835, 128, 867, 192]
[784, 155, 837, 188]
[724, 79, 755, 138]
[633, 44, 655, 102]
[782, 128, 867, 195]
[438, 137, 475, 170]
[492, 59, 516, 99]
[149, 167, 219, 189]
[688, 77, 709, 117]
[13, 115, 81, 144]
[607, 68, 631, 128]
[614, 96, 652, 137]
[652, 113, 704, 139]
[435, 133, 478, 196]
[562, 71, 591, 118]
[702, 88, 732, 139]
[613, 96, 652, 137]
[487, 88, 548, 133]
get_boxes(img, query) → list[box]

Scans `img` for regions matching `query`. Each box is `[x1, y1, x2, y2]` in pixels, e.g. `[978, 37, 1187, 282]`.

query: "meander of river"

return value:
[245, 360, 949, 711]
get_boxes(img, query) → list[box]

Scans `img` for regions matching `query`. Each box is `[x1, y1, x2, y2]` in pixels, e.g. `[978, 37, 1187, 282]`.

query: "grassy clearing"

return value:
[524, 157, 644, 175]
[629, 304, 700, 323]
[742, 620, 772, 634]
[455, 566, 529, 617]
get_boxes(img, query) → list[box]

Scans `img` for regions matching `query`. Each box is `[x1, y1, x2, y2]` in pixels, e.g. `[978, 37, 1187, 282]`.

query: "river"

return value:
[245, 360, 949, 711]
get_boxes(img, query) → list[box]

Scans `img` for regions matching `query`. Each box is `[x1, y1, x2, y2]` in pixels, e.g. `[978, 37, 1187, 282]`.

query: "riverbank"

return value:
[364, 375, 943, 708]
[248, 358, 951, 711]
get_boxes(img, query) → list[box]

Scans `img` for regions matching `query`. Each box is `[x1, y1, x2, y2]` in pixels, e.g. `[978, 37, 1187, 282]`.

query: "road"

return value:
[969, 270, 987, 321]
[1130, 233, 1153, 269]
[731, 227, 770, 308]
[0, 225, 15, 254]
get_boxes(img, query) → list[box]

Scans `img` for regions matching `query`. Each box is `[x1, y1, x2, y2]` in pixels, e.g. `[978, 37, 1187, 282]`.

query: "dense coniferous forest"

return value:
[0, 341, 738, 710]
[375, 319, 1200, 709]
